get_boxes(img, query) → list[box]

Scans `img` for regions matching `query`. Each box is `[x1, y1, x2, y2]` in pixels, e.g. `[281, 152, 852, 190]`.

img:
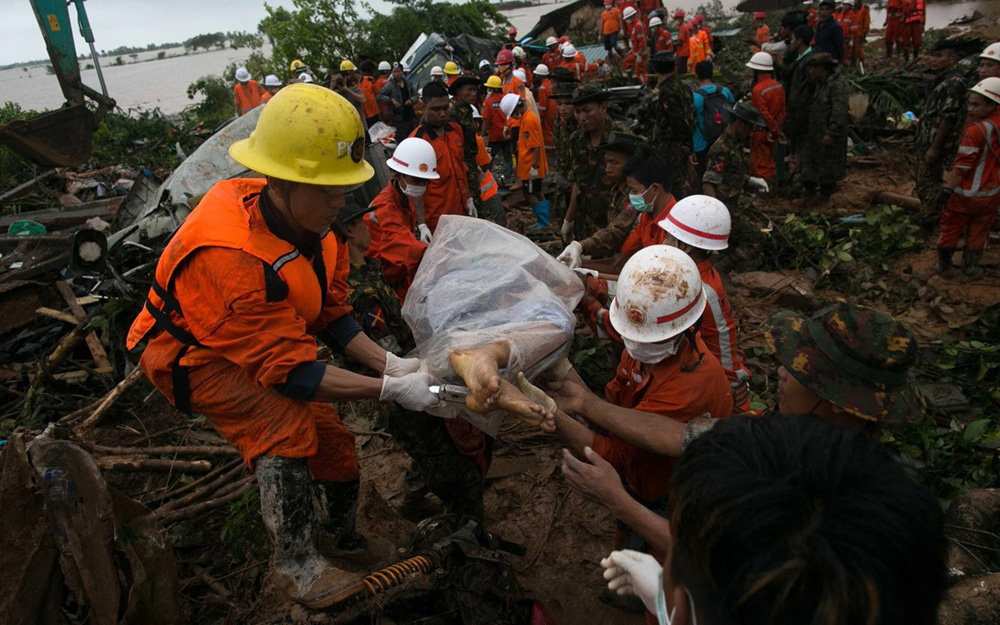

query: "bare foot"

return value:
[450, 344, 507, 412]
[495, 377, 555, 432]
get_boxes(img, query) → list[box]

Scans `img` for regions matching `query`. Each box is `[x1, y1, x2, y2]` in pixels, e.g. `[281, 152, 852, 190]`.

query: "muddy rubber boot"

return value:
[314, 479, 392, 565]
[256, 456, 363, 608]
[962, 250, 984, 279]
[935, 247, 959, 279]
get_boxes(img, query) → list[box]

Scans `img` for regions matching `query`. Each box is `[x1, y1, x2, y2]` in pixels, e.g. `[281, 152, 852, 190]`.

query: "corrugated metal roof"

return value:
[576, 43, 607, 66]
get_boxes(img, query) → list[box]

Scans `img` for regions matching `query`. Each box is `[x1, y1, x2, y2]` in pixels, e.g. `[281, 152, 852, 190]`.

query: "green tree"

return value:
[228, 30, 264, 50]
[259, 0, 360, 76]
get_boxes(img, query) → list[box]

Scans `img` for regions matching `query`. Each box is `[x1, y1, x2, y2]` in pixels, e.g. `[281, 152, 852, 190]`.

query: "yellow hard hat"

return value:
[290, 59, 306, 72]
[485, 75, 502, 89]
[229, 84, 374, 186]
[340, 59, 357, 72]
[444, 61, 460, 75]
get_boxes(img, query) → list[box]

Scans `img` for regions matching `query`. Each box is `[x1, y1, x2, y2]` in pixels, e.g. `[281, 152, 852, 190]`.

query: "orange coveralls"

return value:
[409, 120, 469, 232]
[754, 24, 771, 52]
[624, 21, 649, 83]
[749, 76, 786, 179]
[675, 22, 692, 73]
[697, 259, 752, 411]
[536, 78, 556, 147]
[517, 109, 548, 181]
[654, 28, 673, 52]
[853, 4, 871, 61]
[886, 0, 904, 46]
[364, 182, 429, 303]
[940, 112, 1000, 251]
[233, 81, 264, 115]
[902, 0, 924, 51]
[127, 179, 358, 482]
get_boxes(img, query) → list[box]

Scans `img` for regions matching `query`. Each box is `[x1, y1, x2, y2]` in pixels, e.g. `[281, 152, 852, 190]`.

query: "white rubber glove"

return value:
[417, 223, 432, 244]
[748, 176, 770, 192]
[466, 197, 478, 218]
[384, 352, 422, 377]
[560, 218, 573, 241]
[379, 372, 441, 412]
[601, 550, 667, 618]
[556, 241, 583, 268]
[530, 166, 539, 181]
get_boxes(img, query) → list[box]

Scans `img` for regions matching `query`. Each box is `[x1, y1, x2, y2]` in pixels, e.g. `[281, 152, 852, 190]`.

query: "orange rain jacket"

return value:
[364, 182, 429, 303]
[517, 109, 548, 181]
[749, 76, 786, 179]
[359, 75, 381, 119]
[233, 81, 264, 115]
[409, 120, 470, 231]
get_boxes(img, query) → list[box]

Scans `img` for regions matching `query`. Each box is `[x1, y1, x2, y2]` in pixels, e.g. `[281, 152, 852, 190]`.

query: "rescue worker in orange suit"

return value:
[885, 0, 905, 58]
[934, 77, 1000, 280]
[749, 12, 770, 52]
[673, 10, 692, 74]
[835, 2, 856, 63]
[364, 137, 436, 303]
[409, 81, 472, 232]
[482, 75, 513, 184]
[600, 0, 624, 59]
[496, 48, 525, 97]
[233, 66, 264, 116]
[500, 93, 550, 228]
[542, 36, 562, 70]
[358, 61, 382, 127]
[126, 84, 442, 609]
[374, 61, 392, 120]
[902, 0, 925, 61]
[649, 16, 672, 53]
[658, 195, 753, 411]
[561, 44, 587, 81]
[533, 64, 557, 149]
[262, 74, 282, 103]
[638, 0, 661, 21]
[695, 15, 714, 50]
[852, 0, 871, 66]
[544, 245, 733, 622]
[623, 6, 649, 84]
[747, 52, 786, 182]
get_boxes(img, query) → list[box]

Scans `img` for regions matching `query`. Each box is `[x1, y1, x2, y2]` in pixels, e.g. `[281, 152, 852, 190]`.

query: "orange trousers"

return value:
[750, 131, 777, 179]
[939, 209, 996, 251]
[142, 352, 360, 483]
[853, 35, 866, 60]
[623, 52, 648, 84]
[886, 16, 904, 44]
[902, 21, 923, 50]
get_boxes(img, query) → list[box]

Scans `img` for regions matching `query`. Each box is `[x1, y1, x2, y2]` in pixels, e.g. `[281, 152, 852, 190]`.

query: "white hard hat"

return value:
[649, 16, 663, 27]
[562, 44, 577, 58]
[534, 63, 550, 76]
[623, 6, 637, 19]
[235, 67, 251, 82]
[513, 46, 526, 59]
[746, 51, 775, 71]
[513, 68, 526, 81]
[378, 60, 392, 71]
[971, 77, 1000, 105]
[263, 74, 281, 87]
[298, 73, 313, 83]
[471, 104, 482, 119]
[499, 93, 521, 118]
[981, 42, 1000, 62]
[657, 195, 731, 251]
[388, 137, 440, 180]
[546, 36, 559, 46]
[479, 59, 492, 69]
[608, 246, 706, 343]
[430, 65, 443, 76]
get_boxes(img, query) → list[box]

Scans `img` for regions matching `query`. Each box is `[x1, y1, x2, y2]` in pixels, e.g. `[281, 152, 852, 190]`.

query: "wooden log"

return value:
[0, 169, 57, 205]
[154, 461, 246, 513]
[78, 367, 145, 428]
[0, 233, 73, 253]
[36, 306, 79, 324]
[93, 444, 239, 457]
[0, 196, 123, 229]
[96, 457, 212, 472]
[156, 477, 255, 525]
[873, 190, 921, 210]
[25, 320, 88, 416]
[56, 280, 111, 372]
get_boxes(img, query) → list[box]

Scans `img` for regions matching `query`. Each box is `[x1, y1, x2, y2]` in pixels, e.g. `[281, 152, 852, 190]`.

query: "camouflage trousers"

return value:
[915, 157, 945, 223]
[384, 407, 484, 520]
[664, 150, 693, 200]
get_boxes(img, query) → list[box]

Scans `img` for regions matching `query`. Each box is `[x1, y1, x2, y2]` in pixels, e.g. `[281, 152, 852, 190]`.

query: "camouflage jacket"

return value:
[580, 182, 638, 258]
[554, 114, 579, 166]
[702, 131, 748, 208]
[567, 116, 620, 234]
[653, 75, 696, 152]
[347, 259, 415, 360]
[451, 103, 483, 208]
[915, 67, 968, 162]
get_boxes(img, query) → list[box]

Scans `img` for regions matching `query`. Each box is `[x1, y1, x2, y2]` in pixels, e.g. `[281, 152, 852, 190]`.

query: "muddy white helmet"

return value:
[746, 51, 775, 71]
[499, 93, 521, 118]
[657, 195, 731, 251]
[608, 246, 706, 343]
[388, 137, 440, 180]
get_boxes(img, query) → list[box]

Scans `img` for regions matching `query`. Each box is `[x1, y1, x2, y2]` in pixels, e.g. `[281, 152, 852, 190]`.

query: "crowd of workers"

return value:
[148, 3, 1000, 622]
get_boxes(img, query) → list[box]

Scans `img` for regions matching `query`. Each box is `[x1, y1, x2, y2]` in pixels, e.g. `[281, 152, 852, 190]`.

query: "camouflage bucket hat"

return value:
[764, 302, 925, 424]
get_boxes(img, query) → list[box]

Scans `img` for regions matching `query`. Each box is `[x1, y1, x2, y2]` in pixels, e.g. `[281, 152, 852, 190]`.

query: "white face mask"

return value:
[623, 335, 682, 364]
[401, 179, 427, 198]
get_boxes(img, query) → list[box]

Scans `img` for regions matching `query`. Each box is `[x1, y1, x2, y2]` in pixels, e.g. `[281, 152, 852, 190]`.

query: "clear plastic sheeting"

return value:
[403, 215, 584, 434]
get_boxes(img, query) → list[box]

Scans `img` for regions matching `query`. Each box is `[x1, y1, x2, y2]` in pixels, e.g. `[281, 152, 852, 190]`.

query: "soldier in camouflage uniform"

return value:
[800, 53, 849, 203]
[649, 51, 697, 199]
[564, 84, 621, 242]
[336, 203, 485, 521]
[450, 76, 485, 214]
[703, 101, 767, 253]
[915, 39, 969, 216]
[764, 302, 925, 426]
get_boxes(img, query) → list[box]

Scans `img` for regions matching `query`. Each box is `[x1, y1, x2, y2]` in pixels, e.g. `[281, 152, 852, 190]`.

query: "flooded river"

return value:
[1, 1, 997, 115]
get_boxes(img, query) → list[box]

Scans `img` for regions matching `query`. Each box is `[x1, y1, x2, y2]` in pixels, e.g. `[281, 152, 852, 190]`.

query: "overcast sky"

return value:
[0, 0, 408, 66]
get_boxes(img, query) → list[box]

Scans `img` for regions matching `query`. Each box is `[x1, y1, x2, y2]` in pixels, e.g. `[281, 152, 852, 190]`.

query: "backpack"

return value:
[695, 87, 730, 147]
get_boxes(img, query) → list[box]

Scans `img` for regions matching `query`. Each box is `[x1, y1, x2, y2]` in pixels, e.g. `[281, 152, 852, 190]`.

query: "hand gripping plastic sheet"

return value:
[402, 215, 584, 434]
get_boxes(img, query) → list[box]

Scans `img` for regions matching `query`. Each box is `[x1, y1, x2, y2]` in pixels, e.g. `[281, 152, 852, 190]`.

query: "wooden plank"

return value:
[36, 306, 79, 324]
[55, 280, 112, 371]
[0, 196, 123, 229]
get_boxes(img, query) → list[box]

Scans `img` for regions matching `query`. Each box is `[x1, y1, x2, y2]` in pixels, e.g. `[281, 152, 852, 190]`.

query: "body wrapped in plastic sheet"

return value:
[402, 216, 584, 434]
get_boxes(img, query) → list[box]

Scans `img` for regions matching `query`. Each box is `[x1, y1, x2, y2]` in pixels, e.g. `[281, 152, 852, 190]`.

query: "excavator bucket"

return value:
[0, 103, 97, 168]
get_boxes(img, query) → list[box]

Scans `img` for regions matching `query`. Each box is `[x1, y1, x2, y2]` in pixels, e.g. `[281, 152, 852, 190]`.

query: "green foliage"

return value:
[0, 102, 39, 194]
[259, 0, 360, 77]
[184, 32, 227, 52]
[846, 70, 923, 118]
[228, 30, 264, 50]
[186, 75, 237, 129]
[570, 334, 619, 395]
[90, 108, 180, 170]
[221, 489, 270, 563]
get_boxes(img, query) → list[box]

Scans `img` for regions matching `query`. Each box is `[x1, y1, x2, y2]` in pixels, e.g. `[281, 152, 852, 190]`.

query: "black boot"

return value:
[314, 479, 391, 563]
[886, 43, 893, 58]
[256, 456, 362, 608]
[936, 247, 958, 279]
[962, 250, 984, 279]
